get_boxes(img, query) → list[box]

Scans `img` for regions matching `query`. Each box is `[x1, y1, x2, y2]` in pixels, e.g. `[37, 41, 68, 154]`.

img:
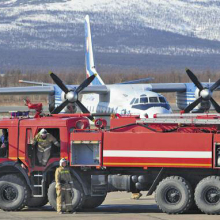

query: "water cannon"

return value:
[24, 98, 43, 118]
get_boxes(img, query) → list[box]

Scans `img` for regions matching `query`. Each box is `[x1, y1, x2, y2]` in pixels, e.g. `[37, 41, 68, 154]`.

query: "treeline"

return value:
[0, 69, 220, 105]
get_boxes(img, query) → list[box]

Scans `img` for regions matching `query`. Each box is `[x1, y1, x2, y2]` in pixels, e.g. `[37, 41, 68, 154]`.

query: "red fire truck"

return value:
[0, 111, 220, 215]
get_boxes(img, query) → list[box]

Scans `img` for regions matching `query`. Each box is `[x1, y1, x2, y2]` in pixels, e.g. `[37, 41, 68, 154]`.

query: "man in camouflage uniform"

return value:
[55, 158, 73, 214]
[33, 128, 60, 166]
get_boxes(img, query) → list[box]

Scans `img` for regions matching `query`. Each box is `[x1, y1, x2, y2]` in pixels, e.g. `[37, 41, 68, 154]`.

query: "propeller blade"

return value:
[210, 97, 220, 113]
[76, 100, 94, 121]
[75, 74, 96, 94]
[50, 72, 69, 94]
[210, 78, 220, 92]
[186, 69, 203, 91]
[184, 96, 202, 113]
[51, 99, 69, 114]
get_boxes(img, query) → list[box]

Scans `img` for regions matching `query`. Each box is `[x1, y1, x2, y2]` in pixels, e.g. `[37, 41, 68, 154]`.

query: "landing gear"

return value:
[155, 176, 193, 214]
[195, 176, 220, 214]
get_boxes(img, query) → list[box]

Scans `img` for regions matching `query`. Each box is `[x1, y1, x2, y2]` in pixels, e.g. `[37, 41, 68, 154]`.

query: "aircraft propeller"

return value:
[49, 72, 96, 120]
[184, 68, 220, 113]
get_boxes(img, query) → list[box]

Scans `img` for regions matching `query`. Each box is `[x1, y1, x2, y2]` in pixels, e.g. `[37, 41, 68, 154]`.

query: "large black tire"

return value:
[155, 176, 193, 214]
[82, 195, 106, 209]
[48, 180, 84, 211]
[195, 176, 220, 215]
[0, 174, 29, 211]
[27, 197, 48, 208]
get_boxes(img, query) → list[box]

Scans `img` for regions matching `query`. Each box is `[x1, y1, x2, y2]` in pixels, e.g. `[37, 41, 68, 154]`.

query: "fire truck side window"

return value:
[26, 129, 34, 161]
[0, 128, 9, 158]
[27, 129, 33, 144]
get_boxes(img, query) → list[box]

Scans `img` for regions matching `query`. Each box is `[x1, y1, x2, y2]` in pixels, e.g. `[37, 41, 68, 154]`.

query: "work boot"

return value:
[131, 193, 142, 200]
[57, 211, 63, 214]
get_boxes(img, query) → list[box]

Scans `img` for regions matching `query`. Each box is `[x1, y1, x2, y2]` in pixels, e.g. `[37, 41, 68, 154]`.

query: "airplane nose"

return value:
[145, 107, 172, 118]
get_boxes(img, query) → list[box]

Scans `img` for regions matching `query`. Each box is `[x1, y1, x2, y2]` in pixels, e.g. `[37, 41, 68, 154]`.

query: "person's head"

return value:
[40, 128, 47, 139]
[59, 158, 67, 167]
[2, 129, 7, 136]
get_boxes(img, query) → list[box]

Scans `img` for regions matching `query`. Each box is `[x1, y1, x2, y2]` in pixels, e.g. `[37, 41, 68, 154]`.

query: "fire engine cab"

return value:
[1, 111, 220, 215]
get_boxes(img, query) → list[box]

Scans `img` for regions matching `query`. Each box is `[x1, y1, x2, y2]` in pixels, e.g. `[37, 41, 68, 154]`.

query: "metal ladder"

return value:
[136, 113, 220, 125]
[32, 171, 44, 197]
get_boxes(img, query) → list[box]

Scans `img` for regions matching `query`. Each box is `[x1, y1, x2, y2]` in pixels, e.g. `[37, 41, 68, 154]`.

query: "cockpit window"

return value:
[149, 97, 159, 103]
[134, 98, 139, 104]
[140, 97, 148, 103]
[130, 98, 135, 105]
[159, 97, 166, 103]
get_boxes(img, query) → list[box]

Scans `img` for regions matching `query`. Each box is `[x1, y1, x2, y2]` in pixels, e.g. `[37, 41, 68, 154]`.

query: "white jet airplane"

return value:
[17, 15, 172, 119]
[81, 16, 172, 118]
[3, 15, 220, 119]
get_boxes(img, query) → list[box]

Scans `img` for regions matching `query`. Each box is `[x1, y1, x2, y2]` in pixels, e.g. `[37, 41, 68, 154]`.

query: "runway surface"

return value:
[0, 192, 218, 220]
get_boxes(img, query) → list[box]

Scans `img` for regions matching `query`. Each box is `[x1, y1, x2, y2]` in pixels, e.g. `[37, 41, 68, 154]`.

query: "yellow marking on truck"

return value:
[73, 141, 82, 144]
[90, 141, 99, 144]
[9, 157, 25, 160]
[8, 157, 17, 160]
[103, 162, 212, 167]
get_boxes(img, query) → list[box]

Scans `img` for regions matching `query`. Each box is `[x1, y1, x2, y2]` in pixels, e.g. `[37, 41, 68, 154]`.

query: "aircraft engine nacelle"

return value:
[176, 89, 211, 112]
[194, 88, 211, 112]
[61, 91, 77, 113]
[63, 104, 77, 113]
[197, 101, 211, 112]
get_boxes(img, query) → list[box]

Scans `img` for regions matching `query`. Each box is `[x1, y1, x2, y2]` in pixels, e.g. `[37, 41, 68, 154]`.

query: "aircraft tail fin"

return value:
[85, 15, 104, 86]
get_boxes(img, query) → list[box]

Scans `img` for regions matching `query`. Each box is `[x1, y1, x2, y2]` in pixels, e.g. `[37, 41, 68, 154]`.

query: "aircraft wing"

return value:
[119, 77, 154, 84]
[0, 85, 109, 95]
[149, 83, 187, 93]
[80, 85, 109, 94]
[149, 82, 220, 93]
[0, 86, 55, 95]
[19, 80, 53, 86]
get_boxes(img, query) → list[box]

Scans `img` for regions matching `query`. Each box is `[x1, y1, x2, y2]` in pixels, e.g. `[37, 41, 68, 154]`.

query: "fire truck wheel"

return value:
[48, 180, 84, 211]
[195, 176, 220, 214]
[27, 197, 48, 208]
[155, 176, 193, 214]
[0, 174, 29, 211]
[82, 195, 106, 209]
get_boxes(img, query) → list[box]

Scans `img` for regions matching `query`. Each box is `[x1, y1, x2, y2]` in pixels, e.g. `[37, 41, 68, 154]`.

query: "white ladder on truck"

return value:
[32, 171, 44, 197]
[136, 113, 220, 125]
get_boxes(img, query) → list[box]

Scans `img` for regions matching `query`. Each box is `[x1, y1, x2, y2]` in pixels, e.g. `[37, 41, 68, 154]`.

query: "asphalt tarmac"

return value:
[0, 192, 219, 220]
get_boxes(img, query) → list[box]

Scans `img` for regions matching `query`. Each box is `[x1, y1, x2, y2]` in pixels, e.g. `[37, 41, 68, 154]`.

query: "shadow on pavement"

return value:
[22, 204, 203, 215]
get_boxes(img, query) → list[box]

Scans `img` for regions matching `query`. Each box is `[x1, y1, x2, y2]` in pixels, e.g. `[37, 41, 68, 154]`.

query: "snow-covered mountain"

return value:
[1, 0, 220, 72]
